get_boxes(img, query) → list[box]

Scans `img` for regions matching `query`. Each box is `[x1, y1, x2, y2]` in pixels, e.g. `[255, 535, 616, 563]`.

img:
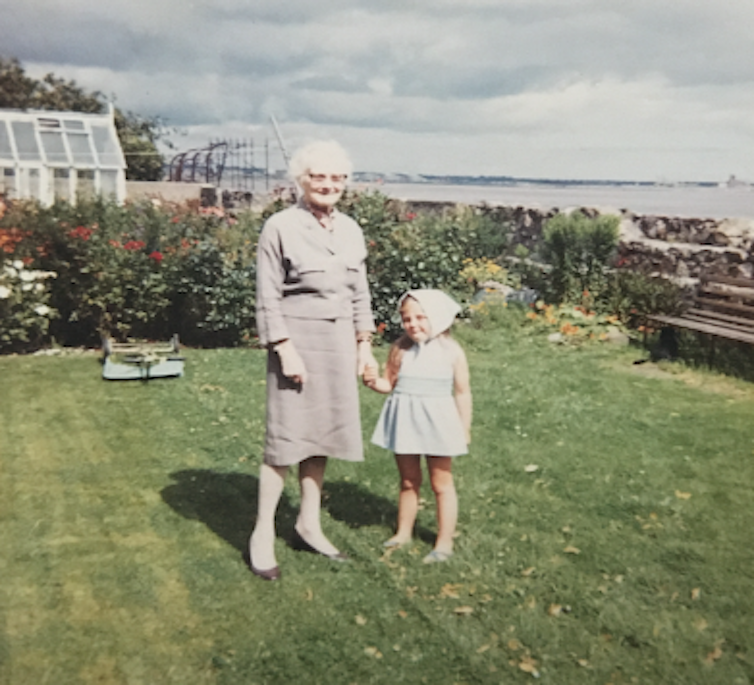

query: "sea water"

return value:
[363, 182, 754, 220]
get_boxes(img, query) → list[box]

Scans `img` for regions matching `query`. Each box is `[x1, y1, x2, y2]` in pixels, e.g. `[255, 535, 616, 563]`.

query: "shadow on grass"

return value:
[161, 470, 435, 550]
[324, 480, 435, 545]
[161, 469, 294, 553]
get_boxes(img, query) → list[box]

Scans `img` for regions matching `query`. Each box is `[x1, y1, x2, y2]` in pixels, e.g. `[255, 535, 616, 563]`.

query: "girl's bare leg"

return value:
[295, 456, 340, 556]
[249, 462, 288, 570]
[385, 454, 422, 545]
[427, 456, 457, 555]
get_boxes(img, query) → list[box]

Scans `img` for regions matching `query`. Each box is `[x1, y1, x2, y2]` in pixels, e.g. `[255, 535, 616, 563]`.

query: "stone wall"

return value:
[404, 199, 754, 282]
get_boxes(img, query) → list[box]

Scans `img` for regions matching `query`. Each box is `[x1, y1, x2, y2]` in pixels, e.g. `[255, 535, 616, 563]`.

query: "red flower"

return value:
[171, 216, 181, 223]
[149, 250, 164, 263]
[68, 225, 94, 241]
[0, 227, 30, 253]
[406, 212, 417, 221]
[109, 239, 122, 248]
[123, 240, 146, 251]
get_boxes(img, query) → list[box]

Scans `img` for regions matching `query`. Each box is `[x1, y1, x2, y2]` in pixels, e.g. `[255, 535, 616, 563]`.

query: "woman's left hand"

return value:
[356, 341, 378, 377]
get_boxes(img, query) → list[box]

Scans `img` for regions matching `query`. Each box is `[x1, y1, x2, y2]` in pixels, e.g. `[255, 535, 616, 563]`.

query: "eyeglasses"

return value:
[307, 173, 348, 185]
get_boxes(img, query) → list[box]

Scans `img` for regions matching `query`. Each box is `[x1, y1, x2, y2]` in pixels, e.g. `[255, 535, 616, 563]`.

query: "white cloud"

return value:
[2, 0, 753, 180]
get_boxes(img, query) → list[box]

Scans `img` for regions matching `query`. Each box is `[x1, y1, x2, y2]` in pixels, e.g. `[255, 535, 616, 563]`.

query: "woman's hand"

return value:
[275, 339, 307, 384]
[356, 340, 378, 377]
[362, 362, 379, 388]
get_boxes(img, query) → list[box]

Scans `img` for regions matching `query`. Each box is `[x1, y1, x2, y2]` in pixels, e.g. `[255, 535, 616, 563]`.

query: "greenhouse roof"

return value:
[0, 108, 125, 169]
[0, 108, 126, 205]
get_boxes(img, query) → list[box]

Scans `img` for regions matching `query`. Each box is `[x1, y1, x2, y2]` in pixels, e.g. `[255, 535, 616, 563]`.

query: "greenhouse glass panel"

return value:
[63, 119, 85, 131]
[0, 121, 13, 161]
[53, 168, 70, 201]
[26, 169, 41, 201]
[77, 169, 95, 199]
[91, 125, 122, 167]
[67, 132, 96, 165]
[11, 121, 41, 161]
[100, 169, 118, 197]
[1, 168, 16, 196]
[40, 130, 70, 164]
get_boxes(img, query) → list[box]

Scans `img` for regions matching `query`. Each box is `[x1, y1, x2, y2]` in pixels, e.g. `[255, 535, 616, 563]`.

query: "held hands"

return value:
[362, 360, 380, 389]
[356, 340, 378, 378]
[275, 339, 307, 384]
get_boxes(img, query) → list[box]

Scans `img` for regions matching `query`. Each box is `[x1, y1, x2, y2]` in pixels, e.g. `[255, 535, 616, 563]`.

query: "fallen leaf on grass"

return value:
[304, 588, 313, 601]
[691, 588, 701, 601]
[563, 545, 581, 554]
[547, 603, 563, 617]
[705, 640, 724, 665]
[397, 610, 407, 619]
[694, 617, 709, 632]
[477, 633, 499, 654]
[517, 656, 540, 678]
[508, 638, 523, 651]
[364, 647, 383, 659]
[576, 658, 590, 668]
[355, 615, 367, 626]
[454, 606, 474, 616]
[524, 464, 539, 473]
[675, 490, 692, 500]
[521, 566, 536, 577]
[440, 583, 462, 599]
[524, 596, 537, 610]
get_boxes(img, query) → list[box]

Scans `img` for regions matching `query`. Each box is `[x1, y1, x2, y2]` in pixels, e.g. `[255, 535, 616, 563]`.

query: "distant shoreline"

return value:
[355, 181, 754, 221]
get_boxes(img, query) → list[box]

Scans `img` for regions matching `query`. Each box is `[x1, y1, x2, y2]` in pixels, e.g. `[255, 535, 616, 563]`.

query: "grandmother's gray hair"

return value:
[288, 140, 353, 183]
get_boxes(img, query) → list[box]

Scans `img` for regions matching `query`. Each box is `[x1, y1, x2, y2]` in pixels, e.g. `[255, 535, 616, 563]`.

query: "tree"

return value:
[0, 56, 165, 180]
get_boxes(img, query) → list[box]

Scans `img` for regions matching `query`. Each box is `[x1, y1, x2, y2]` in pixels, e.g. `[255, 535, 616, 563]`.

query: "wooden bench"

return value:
[646, 275, 754, 353]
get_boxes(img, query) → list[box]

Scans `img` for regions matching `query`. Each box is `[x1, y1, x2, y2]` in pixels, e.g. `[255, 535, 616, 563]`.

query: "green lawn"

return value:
[1, 326, 753, 685]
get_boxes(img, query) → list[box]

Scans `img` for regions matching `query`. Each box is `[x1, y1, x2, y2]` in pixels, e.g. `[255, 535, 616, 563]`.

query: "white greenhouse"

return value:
[0, 107, 126, 205]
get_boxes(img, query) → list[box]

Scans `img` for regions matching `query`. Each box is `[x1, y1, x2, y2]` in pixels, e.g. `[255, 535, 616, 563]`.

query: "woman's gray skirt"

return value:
[263, 317, 364, 466]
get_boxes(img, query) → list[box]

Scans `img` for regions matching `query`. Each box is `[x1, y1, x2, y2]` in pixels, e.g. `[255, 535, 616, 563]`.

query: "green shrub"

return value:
[0, 259, 57, 352]
[598, 270, 687, 328]
[539, 211, 619, 304]
[0, 197, 260, 349]
[339, 191, 512, 339]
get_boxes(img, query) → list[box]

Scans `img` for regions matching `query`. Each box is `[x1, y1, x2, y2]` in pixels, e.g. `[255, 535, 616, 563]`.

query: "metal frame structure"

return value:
[0, 105, 127, 205]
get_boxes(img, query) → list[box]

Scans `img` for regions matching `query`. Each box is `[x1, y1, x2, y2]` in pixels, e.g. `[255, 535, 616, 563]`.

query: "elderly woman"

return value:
[248, 140, 377, 580]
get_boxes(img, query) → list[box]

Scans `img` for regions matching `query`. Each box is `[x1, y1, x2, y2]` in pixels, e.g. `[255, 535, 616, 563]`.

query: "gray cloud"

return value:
[1, 0, 753, 180]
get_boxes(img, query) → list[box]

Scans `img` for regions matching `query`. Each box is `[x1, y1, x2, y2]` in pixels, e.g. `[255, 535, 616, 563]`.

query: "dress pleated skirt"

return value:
[264, 317, 363, 466]
[370, 375, 467, 457]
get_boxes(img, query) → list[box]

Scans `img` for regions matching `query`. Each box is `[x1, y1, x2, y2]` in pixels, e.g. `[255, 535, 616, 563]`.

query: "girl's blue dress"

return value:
[371, 337, 467, 457]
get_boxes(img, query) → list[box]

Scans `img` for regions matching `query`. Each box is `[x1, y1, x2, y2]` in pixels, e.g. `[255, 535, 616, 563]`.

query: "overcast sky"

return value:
[2, 0, 753, 182]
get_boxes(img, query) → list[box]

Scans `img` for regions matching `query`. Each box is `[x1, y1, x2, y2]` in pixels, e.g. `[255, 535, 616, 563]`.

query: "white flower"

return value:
[0, 285, 10, 299]
[34, 283, 45, 293]
[4, 266, 17, 277]
[12, 259, 24, 270]
[22, 282, 33, 291]
[19, 270, 34, 282]
[34, 304, 51, 316]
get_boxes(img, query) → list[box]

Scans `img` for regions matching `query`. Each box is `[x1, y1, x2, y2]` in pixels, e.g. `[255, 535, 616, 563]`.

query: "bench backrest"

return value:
[696, 274, 754, 323]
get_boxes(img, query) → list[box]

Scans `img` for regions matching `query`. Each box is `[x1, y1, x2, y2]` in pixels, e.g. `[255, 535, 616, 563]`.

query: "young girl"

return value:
[363, 289, 472, 563]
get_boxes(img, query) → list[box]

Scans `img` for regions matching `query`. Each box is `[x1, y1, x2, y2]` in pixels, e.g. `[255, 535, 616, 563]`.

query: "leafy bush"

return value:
[0, 259, 57, 352]
[339, 191, 513, 339]
[597, 270, 688, 328]
[0, 197, 260, 349]
[523, 299, 626, 344]
[539, 211, 620, 304]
